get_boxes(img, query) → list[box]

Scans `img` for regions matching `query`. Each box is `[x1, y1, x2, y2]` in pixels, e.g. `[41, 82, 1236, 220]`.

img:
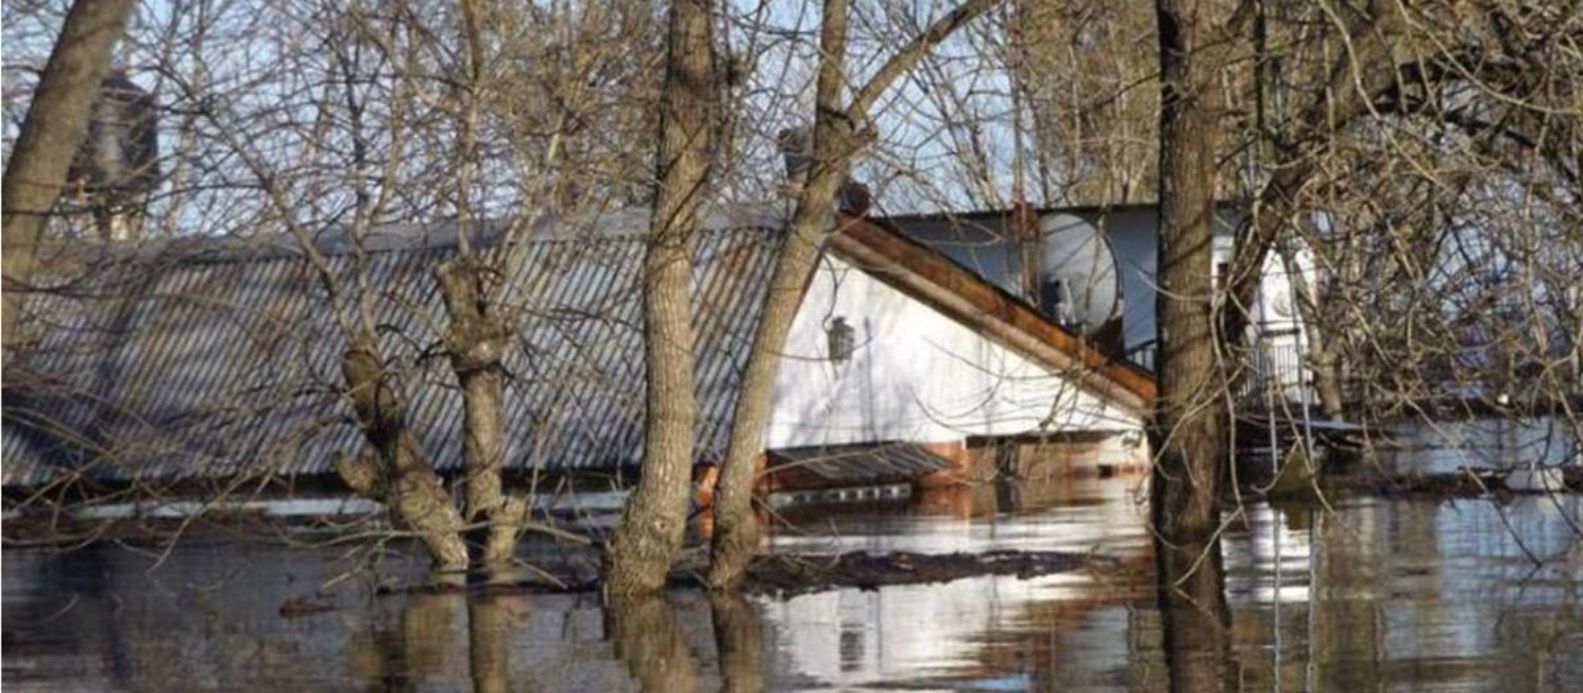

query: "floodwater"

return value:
[4, 476, 1581, 692]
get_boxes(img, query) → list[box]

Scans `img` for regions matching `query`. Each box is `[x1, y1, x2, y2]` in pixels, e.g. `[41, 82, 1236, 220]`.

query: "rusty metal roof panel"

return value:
[3, 209, 787, 488]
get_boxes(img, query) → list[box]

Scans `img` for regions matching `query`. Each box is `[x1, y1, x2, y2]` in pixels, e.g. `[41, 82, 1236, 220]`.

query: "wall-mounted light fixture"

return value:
[827, 316, 854, 365]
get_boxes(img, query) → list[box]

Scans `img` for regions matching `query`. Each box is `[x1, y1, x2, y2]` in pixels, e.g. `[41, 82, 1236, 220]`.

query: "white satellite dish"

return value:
[1037, 213, 1120, 335]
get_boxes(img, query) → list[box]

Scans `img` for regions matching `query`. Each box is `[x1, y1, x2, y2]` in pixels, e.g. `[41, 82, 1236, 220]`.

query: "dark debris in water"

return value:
[742, 549, 1084, 596]
[1326, 467, 1583, 498]
[277, 595, 337, 618]
[373, 549, 1086, 599]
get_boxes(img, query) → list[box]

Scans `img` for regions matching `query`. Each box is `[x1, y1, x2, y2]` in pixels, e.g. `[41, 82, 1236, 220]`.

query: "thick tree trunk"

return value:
[1152, 0, 1229, 544]
[435, 258, 525, 577]
[604, 0, 718, 597]
[708, 0, 855, 591]
[706, 168, 849, 590]
[337, 337, 471, 582]
[2, 0, 136, 347]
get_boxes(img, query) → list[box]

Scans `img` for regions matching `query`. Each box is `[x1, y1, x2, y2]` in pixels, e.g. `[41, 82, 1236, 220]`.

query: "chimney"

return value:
[69, 68, 159, 241]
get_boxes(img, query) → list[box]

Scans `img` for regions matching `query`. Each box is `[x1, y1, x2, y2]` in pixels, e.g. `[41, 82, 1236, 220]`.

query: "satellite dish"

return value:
[1037, 213, 1120, 335]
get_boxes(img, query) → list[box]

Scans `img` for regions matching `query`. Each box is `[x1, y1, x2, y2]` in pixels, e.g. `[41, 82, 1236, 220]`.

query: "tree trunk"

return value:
[1274, 240, 1347, 419]
[1151, 0, 1228, 544]
[706, 167, 850, 590]
[604, 0, 718, 597]
[708, 0, 855, 591]
[708, 0, 1002, 591]
[337, 336, 471, 582]
[436, 257, 525, 578]
[2, 0, 136, 347]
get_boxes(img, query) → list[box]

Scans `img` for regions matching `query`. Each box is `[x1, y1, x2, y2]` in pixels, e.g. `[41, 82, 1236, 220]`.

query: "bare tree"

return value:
[604, 0, 720, 597]
[1150, 0, 1237, 550]
[3, 0, 667, 580]
[2, 0, 136, 347]
[708, 0, 1003, 590]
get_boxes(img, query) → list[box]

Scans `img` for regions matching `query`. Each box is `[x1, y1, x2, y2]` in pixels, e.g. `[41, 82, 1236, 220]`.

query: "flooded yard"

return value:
[4, 476, 1580, 691]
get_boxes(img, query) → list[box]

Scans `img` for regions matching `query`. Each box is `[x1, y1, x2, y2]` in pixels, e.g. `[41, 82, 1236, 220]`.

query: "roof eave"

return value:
[827, 214, 1157, 415]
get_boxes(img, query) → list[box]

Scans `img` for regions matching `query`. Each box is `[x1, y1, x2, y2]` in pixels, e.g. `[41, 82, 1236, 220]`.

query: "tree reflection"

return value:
[1155, 533, 1236, 693]
[381, 593, 470, 689]
[710, 593, 764, 693]
[469, 594, 531, 693]
[603, 594, 700, 691]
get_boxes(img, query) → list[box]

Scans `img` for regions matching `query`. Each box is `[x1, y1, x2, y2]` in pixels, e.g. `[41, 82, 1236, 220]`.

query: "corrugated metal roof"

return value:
[3, 206, 790, 488]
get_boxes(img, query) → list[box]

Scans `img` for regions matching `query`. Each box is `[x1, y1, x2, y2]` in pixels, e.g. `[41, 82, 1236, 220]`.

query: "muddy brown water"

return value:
[4, 476, 1580, 691]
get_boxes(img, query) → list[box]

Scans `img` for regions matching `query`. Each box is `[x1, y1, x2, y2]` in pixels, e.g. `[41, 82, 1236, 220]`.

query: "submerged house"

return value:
[1, 204, 1153, 513]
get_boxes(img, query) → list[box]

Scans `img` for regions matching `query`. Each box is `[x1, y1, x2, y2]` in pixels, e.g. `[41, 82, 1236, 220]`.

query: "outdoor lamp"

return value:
[827, 316, 855, 365]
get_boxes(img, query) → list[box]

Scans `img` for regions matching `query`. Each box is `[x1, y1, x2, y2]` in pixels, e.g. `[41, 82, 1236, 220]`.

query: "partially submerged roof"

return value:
[3, 206, 788, 488]
[2, 205, 1155, 490]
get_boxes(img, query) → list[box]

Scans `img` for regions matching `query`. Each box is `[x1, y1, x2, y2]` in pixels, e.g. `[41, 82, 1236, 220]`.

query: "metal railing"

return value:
[1236, 339, 1312, 411]
[1126, 335, 1324, 412]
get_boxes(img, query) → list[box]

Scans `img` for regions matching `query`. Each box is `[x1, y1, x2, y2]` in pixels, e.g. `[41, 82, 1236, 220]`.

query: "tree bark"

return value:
[708, 0, 1002, 591]
[436, 257, 525, 577]
[708, 0, 855, 591]
[604, 0, 718, 597]
[338, 336, 471, 582]
[1151, 0, 1229, 544]
[2, 0, 136, 347]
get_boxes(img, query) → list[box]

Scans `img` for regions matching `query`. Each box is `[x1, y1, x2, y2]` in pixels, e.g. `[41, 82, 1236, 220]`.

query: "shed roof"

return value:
[3, 206, 788, 488]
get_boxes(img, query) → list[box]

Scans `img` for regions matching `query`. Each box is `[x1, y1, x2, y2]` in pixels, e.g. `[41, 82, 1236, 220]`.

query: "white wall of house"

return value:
[764, 255, 1144, 450]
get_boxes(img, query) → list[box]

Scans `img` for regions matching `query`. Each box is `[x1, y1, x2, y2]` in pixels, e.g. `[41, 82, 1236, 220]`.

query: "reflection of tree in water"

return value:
[354, 592, 538, 692]
[1311, 501, 1391, 690]
[470, 595, 533, 693]
[354, 593, 469, 690]
[603, 595, 700, 691]
[341, 588, 774, 690]
[711, 594, 764, 693]
[8, 544, 131, 687]
[1156, 534, 1236, 693]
